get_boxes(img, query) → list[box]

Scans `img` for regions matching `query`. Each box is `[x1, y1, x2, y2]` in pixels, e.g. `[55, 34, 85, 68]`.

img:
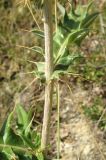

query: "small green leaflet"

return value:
[31, 29, 44, 38]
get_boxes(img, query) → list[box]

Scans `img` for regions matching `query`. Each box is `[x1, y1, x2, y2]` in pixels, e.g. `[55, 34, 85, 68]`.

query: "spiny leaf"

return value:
[54, 54, 82, 71]
[16, 105, 28, 129]
[54, 29, 87, 65]
[31, 29, 44, 38]
[80, 12, 99, 28]
[63, 12, 79, 31]
[75, 31, 89, 46]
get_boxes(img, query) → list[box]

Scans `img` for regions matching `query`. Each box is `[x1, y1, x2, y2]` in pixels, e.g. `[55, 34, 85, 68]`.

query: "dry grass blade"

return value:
[20, 78, 37, 95]
[95, 107, 106, 129]
[16, 0, 41, 30]
[16, 0, 30, 6]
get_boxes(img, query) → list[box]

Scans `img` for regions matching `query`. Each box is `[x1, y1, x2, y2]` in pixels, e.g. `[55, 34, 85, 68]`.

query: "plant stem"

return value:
[41, 0, 53, 155]
[55, 0, 57, 32]
[57, 82, 60, 159]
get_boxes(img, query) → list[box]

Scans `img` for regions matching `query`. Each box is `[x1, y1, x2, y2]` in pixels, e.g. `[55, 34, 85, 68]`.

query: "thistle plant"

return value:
[34, 1, 99, 79]
[31, 1, 99, 157]
[0, 1, 99, 159]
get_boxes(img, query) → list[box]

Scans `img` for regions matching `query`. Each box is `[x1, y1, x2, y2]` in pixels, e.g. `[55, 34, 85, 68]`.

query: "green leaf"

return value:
[4, 128, 23, 146]
[0, 136, 3, 151]
[36, 152, 44, 160]
[0, 106, 42, 160]
[53, 26, 66, 58]
[0, 152, 8, 160]
[3, 112, 14, 144]
[57, 2, 65, 17]
[54, 54, 82, 71]
[2, 147, 16, 160]
[16, 105, 34, 144]
[3, 127, 26, 155]
[19, 134, 35, 149]
[0, 113, 27, 155]
[31, 29, 44, 38]
[33, 133, 41, 148]
[0, 119, 8, 137]
[18, 155, 33, 160]
[35, 62, 45, 73]
[63, 12, 79, 31]
[71, 2, 80, 18]
[86, 1, 94, 16]
[54, 29, 87, 65]
[31, 46, 44, 56]
[51, 70, 67, 80]
[74, 30, 89, 46]
[70, 1, 93, 21]
[16, 105, 28, 129]
[80, 12, 99, 28]
[24, 108, 33, 138]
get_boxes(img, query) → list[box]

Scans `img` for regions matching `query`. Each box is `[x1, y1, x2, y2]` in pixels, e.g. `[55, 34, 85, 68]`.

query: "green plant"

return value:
[0, 1, 99, 159]
[0, 105, 43, 160]
[32, 1, 99, 156]
[34, 1, 99, 80]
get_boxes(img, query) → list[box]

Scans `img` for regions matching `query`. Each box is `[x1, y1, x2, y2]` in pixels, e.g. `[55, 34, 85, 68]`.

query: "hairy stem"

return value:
[41, 0, 54, 155]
